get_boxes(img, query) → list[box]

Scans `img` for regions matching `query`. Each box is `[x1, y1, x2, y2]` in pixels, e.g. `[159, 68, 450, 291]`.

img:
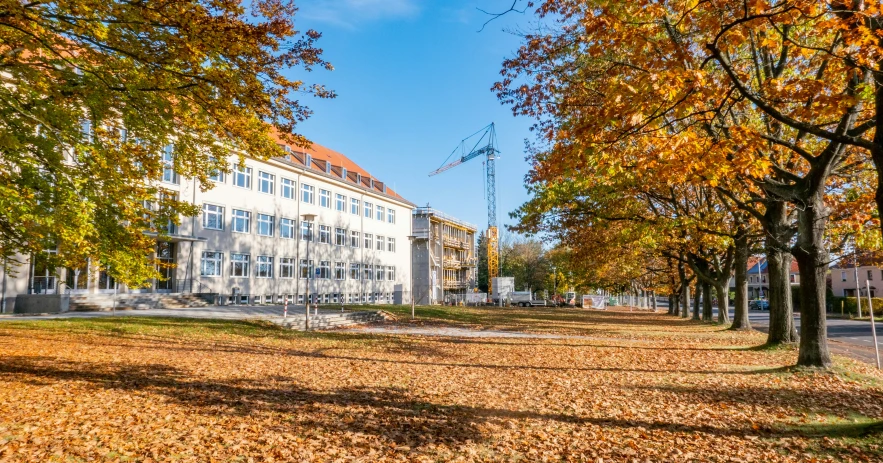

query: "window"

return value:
[790, 274, 796, 283]
[351, 198, 360, 215]
[232, 209, 250, 233]
[388, 209, 395, 224]
[335, 262, 346, 280]
[231, 253, 249, 277]
[318, 261, 330, 279]
[233, 165, 252, 189]
[256, 256, 273, 278]
[301, 183, 314, 203]
[208, 157, 225, 183]
[376, 205, 384, 221]
[842, 271, 847, 282]
[280, 257, 295, 278]
[258, 171, 275, 194]
[335, 228, 346, 246]
[201, 251, 223, 277]
[388, 266, 395, 281]
[364, 201, 373, 218]
[281, 178, 295, 199]
[203, 204, 224, 230]
[363, 264, 373, 280]
[319, 189, 331, 208]
[364, 233, 373, 249]
[868, 270, 874, 281]
[376, 235, 384, 251]
[350, 263, 361, 280]
[387, 237, 395, 253]
[336, 194, 346, 212]
[351, 230, 360, 248]
[299, 259, 313, 279]
[257, 213, 274, 236]
[161, 145, 178, 184]
[301, 221, 313, 241]
[376, 266, 385, 281]
[280, 218, 295, 239]
[319, 225, 331, 244]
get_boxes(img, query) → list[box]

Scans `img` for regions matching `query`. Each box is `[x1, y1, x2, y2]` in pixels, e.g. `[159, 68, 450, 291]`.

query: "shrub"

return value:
[829, 296, 883, 317]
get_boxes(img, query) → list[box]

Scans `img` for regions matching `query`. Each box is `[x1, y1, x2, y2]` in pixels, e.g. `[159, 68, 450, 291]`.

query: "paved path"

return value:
[0, 305, 344, 321]
[352, 325, 605, 340]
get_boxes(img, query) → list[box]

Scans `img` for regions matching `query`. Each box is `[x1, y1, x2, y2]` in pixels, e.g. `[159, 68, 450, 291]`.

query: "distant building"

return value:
[831, 255, 883, 297]
[729, 257, 800, 299]
[410, 207, 477, 305]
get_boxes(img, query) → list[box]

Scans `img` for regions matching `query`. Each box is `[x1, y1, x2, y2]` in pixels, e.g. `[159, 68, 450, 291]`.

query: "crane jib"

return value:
[428, 123, 500, 295]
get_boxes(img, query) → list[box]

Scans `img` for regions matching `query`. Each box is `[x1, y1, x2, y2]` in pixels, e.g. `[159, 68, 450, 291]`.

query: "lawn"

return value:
[0, 309, 882, 462]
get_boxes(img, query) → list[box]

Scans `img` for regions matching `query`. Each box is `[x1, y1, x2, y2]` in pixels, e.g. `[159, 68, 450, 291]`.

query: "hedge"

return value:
[829, 296, 883, 317]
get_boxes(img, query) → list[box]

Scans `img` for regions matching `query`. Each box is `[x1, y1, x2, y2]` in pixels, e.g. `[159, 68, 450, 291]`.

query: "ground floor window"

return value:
[280, 258, 295, 278]
[201, 251, 223, 277]
[231, 253, 250, 277]
[256, 256, 273, 278]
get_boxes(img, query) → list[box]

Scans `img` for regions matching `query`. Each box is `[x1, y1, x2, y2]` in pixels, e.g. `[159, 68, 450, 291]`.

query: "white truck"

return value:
[491, 277, 515, 305]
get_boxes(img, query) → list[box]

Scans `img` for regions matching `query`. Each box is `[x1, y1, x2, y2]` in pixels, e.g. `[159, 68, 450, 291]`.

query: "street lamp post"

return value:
[407, 235, 417, 319]
[551, 265, 557, 306]
[301, 213, 316, 330]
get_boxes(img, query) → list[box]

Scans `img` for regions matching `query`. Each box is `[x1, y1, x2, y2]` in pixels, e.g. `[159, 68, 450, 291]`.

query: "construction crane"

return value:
[429, 123, 500, 295]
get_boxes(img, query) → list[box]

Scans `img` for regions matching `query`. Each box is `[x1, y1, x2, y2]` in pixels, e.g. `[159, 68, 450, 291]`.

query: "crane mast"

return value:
[429, 123, 499, 295]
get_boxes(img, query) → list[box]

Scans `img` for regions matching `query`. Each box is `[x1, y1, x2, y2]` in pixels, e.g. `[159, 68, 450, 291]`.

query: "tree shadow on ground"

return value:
[1, 354, 880, 451]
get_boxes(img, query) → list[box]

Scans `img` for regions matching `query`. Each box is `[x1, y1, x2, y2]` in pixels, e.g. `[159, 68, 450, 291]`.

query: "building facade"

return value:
[1, 140, 416, 311]
[831, 263, 882, 298]
[411, 208, 477, 305]
[728, 257, 800, 300]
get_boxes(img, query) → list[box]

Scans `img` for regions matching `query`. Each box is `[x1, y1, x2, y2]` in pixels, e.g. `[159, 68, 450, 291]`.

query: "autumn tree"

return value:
[0, 0, 333, 287]
[496, 0, 878, 368]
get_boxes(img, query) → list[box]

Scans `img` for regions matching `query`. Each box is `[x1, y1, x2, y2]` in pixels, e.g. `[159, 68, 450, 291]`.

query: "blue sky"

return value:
[290, 0, 536, 232]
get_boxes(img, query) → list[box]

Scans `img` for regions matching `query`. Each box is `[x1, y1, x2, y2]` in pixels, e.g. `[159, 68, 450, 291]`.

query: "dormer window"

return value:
[369, 178, 375, 189]
[305, 154, 312, 168]
[325, 162, 331, 174]
[342, 167, 348, 179]
[356, 173, 362, 184]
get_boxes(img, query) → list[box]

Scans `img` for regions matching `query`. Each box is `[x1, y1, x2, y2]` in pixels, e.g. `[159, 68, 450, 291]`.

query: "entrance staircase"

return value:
[69, 293, 213, 312]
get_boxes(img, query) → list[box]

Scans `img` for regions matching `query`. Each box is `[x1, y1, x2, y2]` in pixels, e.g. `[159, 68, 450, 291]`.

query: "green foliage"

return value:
[829, 297, 883, 317]
[0, 0, 333, 287]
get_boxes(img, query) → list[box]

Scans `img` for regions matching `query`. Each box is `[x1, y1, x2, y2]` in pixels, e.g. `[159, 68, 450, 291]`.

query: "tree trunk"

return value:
[765, 201, 798, 344]
[715, 283, 730, 324]
[702, 282, 713, 321]
[731, 233, 752, 330]
[651, 291, 658, 311]
[792, 192, 832, 368]
[692, 283, 701, 320]
[682, 283, 691, 318]
[767, 247, 798, 343]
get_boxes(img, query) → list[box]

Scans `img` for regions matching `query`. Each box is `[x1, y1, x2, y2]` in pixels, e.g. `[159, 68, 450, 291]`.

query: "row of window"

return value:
[201, 252, 397, 280]
[203, 205, 397, 251]
[841, 270, 882, 282]
[200, 166, 397, 224]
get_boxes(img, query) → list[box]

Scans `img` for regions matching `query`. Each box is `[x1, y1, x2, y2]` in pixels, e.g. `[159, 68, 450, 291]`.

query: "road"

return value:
[725, 307, 882, 364]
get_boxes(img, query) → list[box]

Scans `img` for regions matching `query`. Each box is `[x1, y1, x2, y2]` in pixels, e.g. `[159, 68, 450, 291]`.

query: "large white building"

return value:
[1, 138, 416, 311]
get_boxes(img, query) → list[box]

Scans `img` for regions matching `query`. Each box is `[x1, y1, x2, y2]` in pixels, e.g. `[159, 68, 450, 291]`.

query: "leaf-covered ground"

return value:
[1, 308, 882, 462]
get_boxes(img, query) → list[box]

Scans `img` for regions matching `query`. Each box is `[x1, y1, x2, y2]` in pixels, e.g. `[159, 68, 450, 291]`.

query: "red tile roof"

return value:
[268, 131, 411, 205]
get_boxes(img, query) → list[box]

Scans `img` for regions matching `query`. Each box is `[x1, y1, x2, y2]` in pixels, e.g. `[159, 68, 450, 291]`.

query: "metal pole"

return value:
[305, 223, 311, 330]
[854, 238, 863, 318]
[865, 280, 880, 369]
[410, 240, 415, 319]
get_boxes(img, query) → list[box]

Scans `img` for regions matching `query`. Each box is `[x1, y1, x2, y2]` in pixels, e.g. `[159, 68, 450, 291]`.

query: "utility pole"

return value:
[302, 213, 316, 330]
[854, 236, 862, 318]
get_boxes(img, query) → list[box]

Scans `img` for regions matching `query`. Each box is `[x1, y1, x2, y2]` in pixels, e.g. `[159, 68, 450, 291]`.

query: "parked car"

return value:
[749, 299, 769, 310]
